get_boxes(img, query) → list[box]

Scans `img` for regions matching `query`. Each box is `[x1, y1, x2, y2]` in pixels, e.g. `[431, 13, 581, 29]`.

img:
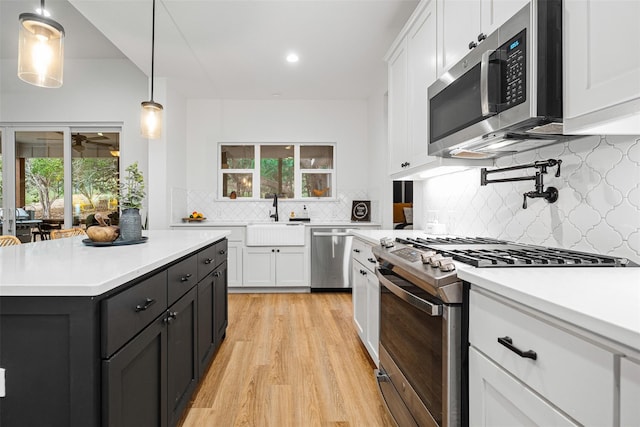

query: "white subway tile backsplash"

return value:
[422, 135, 640, 263]
[172, 188, 377, 224]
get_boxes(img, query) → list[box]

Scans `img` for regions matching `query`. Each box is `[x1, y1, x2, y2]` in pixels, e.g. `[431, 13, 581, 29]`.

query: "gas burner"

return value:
[394, 236, 637, 268]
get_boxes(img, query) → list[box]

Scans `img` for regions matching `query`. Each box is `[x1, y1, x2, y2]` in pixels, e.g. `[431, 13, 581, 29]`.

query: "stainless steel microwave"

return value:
[428, 0, 572, 159]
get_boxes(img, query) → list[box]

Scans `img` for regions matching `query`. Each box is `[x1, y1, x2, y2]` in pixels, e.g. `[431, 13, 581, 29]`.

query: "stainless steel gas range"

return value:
[372, 236, 636, 427]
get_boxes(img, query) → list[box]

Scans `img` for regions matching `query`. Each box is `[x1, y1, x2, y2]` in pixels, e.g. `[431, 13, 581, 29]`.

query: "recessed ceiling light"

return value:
[286, 53, 299, 63]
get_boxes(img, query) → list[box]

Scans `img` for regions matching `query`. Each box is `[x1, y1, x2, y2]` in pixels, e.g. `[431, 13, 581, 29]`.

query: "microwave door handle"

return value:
[376, 270, 443, 317]
[480, 50, 495, 116]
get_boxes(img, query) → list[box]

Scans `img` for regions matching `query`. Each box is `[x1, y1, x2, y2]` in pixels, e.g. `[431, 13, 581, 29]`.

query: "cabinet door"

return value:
[213, 262, 228, 345]
[480, 0, 528, 37]
[388, 39, 409, 175]
[243, 247, 276, 287]
[437, 0, 481, 76]
[352, 262, 367, 339]
[167, 286, 199, 426]
[469, 347, 578, 426]
[621, 358, 640, 426]
[365, 270, 380, 366]
[564, 0, 640, 133]
[103, 316, 168, 427]
[227, 242, 243, 287]
[407, 0, 437, 167]
[197, 271, 216, 378]
[275, 247, 307, 286]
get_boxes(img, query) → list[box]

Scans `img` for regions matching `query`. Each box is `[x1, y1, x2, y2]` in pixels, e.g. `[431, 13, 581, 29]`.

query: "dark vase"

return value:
[120, 208, 142, 241]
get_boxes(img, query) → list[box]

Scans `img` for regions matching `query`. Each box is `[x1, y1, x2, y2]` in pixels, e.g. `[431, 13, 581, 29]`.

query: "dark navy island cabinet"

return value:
[0, 238, 228, 427]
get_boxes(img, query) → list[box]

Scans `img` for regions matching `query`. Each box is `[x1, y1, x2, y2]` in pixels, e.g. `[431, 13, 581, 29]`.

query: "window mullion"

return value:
[254, 144, 260, 199]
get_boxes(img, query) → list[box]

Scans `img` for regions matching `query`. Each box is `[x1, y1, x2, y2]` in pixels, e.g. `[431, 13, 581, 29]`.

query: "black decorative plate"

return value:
[82, 236, 148, 247]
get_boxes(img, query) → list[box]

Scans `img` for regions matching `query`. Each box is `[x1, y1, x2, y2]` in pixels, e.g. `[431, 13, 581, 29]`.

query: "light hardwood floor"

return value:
[180, 293, 395, 427]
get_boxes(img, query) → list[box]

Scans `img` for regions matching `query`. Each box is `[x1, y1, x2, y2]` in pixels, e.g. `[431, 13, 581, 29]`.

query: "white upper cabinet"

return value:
[563, 0, 640, 134]
[387, 0, 436, 176]
[388, 40, 409, 175]
[436, 0, 528, 77]
[407, 1, 437, 168]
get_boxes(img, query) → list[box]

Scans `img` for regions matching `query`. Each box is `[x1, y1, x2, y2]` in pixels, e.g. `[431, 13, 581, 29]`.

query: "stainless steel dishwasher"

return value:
[310, 228, 353, 290]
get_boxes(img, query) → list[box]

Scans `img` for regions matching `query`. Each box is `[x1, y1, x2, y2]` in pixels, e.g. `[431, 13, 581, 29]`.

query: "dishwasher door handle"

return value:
[312, 232, 351, 237]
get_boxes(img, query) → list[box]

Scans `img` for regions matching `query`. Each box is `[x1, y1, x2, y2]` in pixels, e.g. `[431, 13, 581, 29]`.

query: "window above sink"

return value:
[219, 143, 336, 200]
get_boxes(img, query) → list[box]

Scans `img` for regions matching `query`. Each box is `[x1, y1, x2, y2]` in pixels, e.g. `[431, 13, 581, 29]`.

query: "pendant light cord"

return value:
[150, 0, 156, 102]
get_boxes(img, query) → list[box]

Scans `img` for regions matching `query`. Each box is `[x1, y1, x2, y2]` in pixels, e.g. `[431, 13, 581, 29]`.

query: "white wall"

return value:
[0, 58, 149, 173]
[185, 99, 369, 192]
[420, 135, 640, 263]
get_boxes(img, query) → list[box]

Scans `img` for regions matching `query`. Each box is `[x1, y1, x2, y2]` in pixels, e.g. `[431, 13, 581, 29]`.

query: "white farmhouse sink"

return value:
[245, 223, 305, 246]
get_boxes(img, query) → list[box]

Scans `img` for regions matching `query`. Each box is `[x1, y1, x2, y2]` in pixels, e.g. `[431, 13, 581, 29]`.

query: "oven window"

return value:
[380, 277, 443, 425]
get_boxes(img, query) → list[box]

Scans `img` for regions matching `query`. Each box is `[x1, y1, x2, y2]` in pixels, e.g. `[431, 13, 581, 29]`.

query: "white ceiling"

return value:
[1, 0, 419, 100]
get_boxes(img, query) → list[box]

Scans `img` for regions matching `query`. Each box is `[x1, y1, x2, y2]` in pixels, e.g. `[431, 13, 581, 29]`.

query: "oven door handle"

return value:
[377, 270, 443, 317]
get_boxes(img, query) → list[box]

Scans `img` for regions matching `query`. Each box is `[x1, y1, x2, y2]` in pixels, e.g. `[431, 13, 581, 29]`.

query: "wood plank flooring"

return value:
[180, 293, 395, 427]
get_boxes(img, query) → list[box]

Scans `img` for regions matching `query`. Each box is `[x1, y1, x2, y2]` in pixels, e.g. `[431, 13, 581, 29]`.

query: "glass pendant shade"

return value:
[141, 101, 163, 139]
[18, 12, 64, 88]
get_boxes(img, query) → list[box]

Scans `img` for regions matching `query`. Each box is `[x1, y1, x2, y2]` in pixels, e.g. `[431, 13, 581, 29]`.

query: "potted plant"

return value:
[119, 162, 145, 241]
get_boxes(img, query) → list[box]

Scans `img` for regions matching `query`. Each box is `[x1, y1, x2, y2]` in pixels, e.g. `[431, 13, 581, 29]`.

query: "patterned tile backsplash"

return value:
[422, 135, 640, 263]
[172, 189, 378, 224]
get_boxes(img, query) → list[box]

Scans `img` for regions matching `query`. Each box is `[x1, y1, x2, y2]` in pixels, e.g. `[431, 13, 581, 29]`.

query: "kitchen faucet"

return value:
[269, 193, 279, 222]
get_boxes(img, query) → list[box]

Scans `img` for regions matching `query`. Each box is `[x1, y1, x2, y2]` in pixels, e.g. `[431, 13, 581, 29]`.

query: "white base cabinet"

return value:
[242, 246, 307, 287]
[621, 357, 640, 426]
[351, 238, 379, 366]
[469, 347, 578, 426]
[469, 288, 616, 426]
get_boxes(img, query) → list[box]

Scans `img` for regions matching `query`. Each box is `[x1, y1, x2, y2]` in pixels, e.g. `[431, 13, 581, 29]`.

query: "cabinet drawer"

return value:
[197, 244, 217, 281]
[469, 289, 615, 426]
[352, 238, 376, 273]
[197, 240, 228, 281]
[168, 254, 198, 305]
[214, 239, 228, 268]
[102, 271, 168, 357]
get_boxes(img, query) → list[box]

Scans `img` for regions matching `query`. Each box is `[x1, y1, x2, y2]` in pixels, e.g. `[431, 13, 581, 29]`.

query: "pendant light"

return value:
[17, 0, 65, 88]
[140, 0, 163, 139]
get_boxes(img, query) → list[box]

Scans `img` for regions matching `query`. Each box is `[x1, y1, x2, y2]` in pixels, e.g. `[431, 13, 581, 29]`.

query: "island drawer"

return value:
[102, 271, 168, 358]
[197, 239, 227, 280]
[168, 253, 199, 305]
[469, 289, 615, 426]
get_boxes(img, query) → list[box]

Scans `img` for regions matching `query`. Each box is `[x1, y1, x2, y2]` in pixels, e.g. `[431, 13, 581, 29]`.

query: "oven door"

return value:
[376, 267, 462, 427]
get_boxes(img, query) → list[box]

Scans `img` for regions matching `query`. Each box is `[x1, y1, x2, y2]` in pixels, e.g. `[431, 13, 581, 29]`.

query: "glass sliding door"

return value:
[1, 126, 121, 241]
[70, 130, 120, 225]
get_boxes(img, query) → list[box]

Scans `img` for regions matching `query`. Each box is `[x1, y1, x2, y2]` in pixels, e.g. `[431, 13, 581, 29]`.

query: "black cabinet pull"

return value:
[203, 258, 213, 265]
[360, 269, 367, 275]
[180, 273, 192, 282]
[213, 271, 221, 277]
[276, 249, 280, 253]
[469, 41, 477, 49]
[218, 249, 226, 255]
[135, 298, 156, 312]
[272, 249, 275, 252]
[163, 311, 178, 324]
[477, 32, 487, 42]
[353, 249, 361, 253]
[498, 336, 537, 360]
[368, 257, 376, 264]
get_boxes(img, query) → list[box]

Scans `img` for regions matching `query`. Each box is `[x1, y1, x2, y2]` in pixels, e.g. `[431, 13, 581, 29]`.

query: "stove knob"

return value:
[380, 237, 395, 248]
[428, 254, 444, 267]
[420, 251, 436, 263]
[439, 261, 456, 272]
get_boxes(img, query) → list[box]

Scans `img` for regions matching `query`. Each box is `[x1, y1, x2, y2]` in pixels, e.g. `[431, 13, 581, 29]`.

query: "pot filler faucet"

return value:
[480, 159, 562, 209]
[269, 193, 279, 222]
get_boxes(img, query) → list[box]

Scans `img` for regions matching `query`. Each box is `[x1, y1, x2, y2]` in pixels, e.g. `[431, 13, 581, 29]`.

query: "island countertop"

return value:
[0, 229, 230, 297]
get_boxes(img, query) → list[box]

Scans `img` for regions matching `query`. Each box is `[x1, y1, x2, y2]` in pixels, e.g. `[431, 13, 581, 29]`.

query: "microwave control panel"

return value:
[502, 30, 526, 109]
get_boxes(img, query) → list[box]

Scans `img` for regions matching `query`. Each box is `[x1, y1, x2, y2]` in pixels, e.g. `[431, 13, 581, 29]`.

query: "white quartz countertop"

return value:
[0, 229, 230, 297]
[351, 229, 640, 354]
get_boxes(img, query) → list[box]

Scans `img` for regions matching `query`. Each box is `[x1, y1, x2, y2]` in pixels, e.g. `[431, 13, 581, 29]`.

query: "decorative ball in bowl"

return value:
[86, 213, 120, 242]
